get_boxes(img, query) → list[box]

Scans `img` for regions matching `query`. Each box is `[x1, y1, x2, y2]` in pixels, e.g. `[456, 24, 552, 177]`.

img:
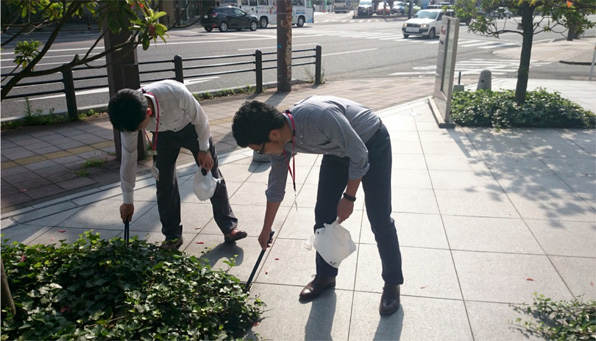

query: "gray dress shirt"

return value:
[266, 95, 381, 203]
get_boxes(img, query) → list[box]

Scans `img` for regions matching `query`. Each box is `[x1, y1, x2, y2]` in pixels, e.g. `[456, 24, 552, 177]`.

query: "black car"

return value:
[357, 0, 373, 17]
[201, 6, 259, 32]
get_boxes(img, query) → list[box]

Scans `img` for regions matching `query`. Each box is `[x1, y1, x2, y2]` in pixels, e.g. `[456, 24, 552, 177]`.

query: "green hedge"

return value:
[1, 232, 264, 340]
[450, 88, 596, 129]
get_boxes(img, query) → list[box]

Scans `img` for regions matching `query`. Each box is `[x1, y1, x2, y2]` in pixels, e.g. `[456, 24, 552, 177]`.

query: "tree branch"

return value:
[1, 2, 54, 47]
[1, 1, 83, 100]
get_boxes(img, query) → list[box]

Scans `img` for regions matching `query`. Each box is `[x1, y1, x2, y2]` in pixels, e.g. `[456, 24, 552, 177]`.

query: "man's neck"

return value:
[282, 120, 294, 144]
[146, 98, 155, 116]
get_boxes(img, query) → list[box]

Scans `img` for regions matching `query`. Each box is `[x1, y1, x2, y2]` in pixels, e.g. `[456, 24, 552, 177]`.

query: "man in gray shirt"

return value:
[232, 96, 403, 316]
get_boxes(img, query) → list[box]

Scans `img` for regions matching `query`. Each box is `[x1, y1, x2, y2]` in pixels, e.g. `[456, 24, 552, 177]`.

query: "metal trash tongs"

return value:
[124, 220, 130, 245]
[244, 230, 275, 292]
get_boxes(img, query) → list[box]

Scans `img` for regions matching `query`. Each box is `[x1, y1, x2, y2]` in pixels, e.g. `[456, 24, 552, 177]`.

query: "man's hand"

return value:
[337, 198, 354, 224]
[197, 151, 214, 172]
[120, 203, 134, 223]
[258, 226, 273, 250]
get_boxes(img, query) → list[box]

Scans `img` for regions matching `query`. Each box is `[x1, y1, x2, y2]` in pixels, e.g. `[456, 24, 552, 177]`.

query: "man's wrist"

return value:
[343, 193, 356, 202]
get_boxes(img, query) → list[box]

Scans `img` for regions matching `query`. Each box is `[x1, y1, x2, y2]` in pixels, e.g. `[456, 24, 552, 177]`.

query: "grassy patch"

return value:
[75, 169, 89, 177]
[194, 86, 253, 101]
[83, 158, 106, 168]
[1, 98, 68, 130]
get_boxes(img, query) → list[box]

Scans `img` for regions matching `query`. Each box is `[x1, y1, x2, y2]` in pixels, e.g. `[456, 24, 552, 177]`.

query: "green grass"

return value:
[83, 158, 106, 168]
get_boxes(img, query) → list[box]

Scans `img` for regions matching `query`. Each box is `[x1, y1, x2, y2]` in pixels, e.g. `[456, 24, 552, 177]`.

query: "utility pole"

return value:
[277, 0, 292, 92]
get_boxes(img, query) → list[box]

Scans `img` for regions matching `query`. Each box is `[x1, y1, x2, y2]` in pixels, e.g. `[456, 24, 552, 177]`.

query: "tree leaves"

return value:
[2, 0, 171, 99]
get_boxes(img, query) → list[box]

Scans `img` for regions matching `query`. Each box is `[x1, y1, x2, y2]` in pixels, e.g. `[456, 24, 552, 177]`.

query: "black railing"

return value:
[1, 45, 322, 120]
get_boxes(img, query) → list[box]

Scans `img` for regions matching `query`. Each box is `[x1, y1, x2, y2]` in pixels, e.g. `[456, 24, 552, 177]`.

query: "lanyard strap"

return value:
[286, 111, 296, 193]
[142, 89, 160, 151]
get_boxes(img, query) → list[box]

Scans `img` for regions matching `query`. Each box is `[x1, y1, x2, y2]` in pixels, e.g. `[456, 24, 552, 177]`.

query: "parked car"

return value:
[489, 7, 513, 19]
[376, 1, 391, 15]
[333, 0, 351, 13]
[357, 0, 374, 17]
[401, 9, 454, 39]
[391, 1, 405, 15]
[201, 6, 259, 32]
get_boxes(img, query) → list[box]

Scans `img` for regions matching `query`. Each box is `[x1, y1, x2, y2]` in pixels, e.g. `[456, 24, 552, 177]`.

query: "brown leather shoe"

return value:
[299, 275, 336, 303]
[379, 284, 400, 316]
[224, 228, 248, 243]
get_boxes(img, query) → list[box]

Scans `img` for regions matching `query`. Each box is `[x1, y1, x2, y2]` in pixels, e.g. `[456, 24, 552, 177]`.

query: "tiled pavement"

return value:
[1, 78, 438, 212]
[1, 37, 595, 340]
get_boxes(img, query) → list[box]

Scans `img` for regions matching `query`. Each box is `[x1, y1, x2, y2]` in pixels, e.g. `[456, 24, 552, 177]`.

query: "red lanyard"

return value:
[142, 90, 160, 153]
[286, 112, 296, 193]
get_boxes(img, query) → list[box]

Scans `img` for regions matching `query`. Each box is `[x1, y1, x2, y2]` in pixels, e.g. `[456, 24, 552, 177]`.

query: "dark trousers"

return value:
[313, 124, 404, 285]
[155, 124, 237, 240]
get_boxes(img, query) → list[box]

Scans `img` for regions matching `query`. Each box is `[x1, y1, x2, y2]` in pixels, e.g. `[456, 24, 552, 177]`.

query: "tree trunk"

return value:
[515, 2, 535, 105]
[277, 0, 292, 92]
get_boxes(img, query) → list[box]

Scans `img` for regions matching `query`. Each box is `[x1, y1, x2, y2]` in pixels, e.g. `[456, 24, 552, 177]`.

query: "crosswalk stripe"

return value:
[478, 43, 519, 49]
[459, 41, 500, 47]
[388, 58, 552, 77]
[457, 40, 482, 45]
[303, 30, 523, 51]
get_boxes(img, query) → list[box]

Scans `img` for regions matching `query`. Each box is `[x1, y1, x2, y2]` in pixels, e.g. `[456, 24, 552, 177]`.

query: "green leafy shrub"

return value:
[1, 232, 264, 340]
[512, 294, 596, 340]
[450, 88, 596, 129]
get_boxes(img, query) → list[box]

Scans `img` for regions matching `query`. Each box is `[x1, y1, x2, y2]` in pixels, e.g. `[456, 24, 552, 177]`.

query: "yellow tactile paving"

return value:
[66, 146, 95, 154]
[4, 139, 115, 169]
[1, 161, 18, 169]
[14, 155, 47, 165]
[45, 151, 72, 159]
[91, 141, 114, 149]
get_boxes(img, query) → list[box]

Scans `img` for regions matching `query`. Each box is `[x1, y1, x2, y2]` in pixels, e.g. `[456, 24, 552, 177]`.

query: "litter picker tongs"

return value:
[244, 230, 274, 292]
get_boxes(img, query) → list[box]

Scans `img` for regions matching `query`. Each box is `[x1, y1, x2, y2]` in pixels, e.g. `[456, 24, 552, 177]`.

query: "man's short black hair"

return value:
[108, 88, 147, 132]
[232, 101, 286, 147]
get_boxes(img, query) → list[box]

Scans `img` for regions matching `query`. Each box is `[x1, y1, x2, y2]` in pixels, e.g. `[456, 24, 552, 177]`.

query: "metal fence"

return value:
[1, 45, 322, 120]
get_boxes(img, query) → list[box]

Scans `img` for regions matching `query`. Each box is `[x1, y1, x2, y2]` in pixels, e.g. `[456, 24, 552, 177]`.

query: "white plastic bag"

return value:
[303, 220, 356, 268]
[193, 168, 220, 201]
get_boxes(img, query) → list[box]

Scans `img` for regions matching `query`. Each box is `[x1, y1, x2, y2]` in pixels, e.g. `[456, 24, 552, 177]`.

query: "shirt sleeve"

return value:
[120, 130, 139, 204]
[265, 152, 291, 202]
[316, 108, 370, 180]
[184, 90, 211, 151]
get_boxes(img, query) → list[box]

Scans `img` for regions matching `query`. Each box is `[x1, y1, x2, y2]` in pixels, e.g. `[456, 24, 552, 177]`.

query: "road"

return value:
[1, 13, 594, 119]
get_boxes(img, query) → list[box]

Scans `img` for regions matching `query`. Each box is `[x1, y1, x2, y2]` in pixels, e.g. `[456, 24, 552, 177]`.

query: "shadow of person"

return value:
[304, 291, 337, 340]
[373, 304, 404, 340]
[199, 242, 245, 267]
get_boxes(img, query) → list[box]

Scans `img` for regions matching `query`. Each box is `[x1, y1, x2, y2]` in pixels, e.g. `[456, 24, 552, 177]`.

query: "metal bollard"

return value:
[453, 71, 464, 92]
[477, 69, 491, 91]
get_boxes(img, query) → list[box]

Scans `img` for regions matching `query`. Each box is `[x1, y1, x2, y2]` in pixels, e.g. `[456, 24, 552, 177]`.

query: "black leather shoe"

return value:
[299, 276, 336, 303]
[379, 284, 400, 316]
[224, 228, 248, 243]
[160, 238, 184, 251]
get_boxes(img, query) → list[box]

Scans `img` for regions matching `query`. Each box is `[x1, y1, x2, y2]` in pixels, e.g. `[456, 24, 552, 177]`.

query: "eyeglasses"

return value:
[255, 142, 266, 155]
